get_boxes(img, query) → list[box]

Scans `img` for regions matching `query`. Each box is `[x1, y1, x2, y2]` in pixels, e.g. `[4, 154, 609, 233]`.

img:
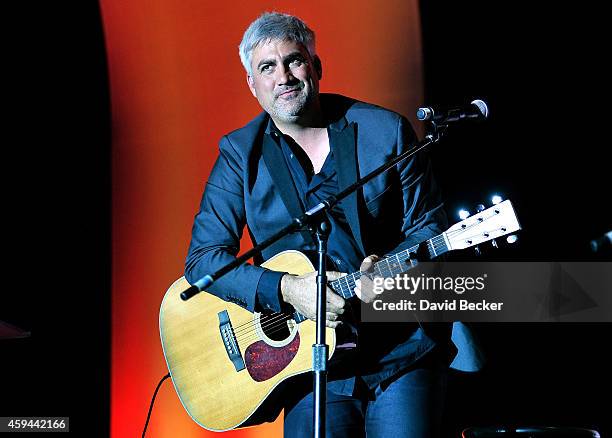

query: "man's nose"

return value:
[276, 64, 296, 85]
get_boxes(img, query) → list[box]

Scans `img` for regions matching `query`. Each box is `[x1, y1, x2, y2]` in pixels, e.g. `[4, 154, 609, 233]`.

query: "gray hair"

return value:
[239, 12, 316, 76]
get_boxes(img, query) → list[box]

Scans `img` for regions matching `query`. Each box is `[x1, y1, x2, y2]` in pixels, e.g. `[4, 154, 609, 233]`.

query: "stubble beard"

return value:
[269, 87, 313, 123]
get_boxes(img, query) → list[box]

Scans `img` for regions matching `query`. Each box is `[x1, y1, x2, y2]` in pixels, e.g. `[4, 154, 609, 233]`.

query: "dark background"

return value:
[2, 0, 110, 436]
[419, 1, 611, 437]
[1, 1, 609, 437]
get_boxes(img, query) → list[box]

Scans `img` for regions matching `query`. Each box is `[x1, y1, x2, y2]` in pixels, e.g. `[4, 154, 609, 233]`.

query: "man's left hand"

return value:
[354, 254, 382, 303]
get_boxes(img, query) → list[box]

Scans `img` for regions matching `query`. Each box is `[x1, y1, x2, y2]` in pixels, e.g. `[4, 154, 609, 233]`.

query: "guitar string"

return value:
[234, 306, 335, 341]
[231, 210, 508, 342]
[233, 310, 311, 338]
[235, 280, 364, 343]
[235, 309, 320, 342]
[232, 275, 363, 338]
[236, 309, 344, 344]
[231, 284, 347, 337]
[239, 209, 497, 336]
[237, 250, 418, 339]
[234, 251, 433, 339]
[232, 313, 288, 335]
[235, 252, 426, 341]
[441, 210, 507, 238]
[236, 251, 422, 341]
[231, 215, 492, 336]
[232, 313, 282, 334]
[233, 274, 365, 339]
[232, 315, 297, 340]
[235, 314, 293, 343]
[231, 273, 361, 334]
[235, 243, 465, 342]
[235, 308, 345, 344]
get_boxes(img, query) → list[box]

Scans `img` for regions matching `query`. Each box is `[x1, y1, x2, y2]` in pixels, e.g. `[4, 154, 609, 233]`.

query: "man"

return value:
[185, 12, 453, 437]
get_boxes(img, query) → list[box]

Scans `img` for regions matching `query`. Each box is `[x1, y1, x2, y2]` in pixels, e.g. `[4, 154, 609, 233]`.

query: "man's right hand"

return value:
[280, 271, 346, 328]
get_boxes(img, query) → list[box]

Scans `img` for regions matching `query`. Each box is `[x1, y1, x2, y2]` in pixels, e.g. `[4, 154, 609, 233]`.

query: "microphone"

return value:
[417, 99, 489, 124]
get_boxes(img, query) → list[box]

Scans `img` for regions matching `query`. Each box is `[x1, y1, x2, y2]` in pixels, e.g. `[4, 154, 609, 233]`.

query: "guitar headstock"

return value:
[444, 199, 521, 251]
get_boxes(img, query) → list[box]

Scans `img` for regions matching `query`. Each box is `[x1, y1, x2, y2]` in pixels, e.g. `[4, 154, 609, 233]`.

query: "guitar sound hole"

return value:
[260, 313, 291, 341]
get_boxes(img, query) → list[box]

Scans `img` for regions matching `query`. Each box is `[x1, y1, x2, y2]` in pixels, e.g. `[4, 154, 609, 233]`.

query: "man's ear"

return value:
[246, 74, 257, 98]
[314, 55, 323, 80]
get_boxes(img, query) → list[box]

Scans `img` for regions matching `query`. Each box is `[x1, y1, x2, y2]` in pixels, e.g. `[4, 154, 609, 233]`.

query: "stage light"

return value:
[491, 195, 503, 205]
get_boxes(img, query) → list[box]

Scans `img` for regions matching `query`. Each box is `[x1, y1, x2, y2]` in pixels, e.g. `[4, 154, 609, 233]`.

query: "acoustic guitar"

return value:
[159, 200, 520, 431]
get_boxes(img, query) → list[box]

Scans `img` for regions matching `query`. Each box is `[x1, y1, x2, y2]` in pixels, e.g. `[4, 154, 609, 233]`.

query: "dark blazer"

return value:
[185, 94, 447, 311]
[185, 94, 484, 372]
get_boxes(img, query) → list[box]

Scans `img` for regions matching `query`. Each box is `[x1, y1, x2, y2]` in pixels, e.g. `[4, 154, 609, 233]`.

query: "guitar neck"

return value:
[330, 233, 449, 300]
[292, 233, 449, 323]
[290, 199, 521, 323]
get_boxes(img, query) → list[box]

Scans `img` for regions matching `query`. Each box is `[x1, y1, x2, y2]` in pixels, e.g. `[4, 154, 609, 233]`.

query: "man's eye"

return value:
[260, 65, 272, 73]
[290, 59, 304, 66]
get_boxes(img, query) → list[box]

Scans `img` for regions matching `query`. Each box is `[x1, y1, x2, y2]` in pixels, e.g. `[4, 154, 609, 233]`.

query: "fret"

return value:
[384, 258, 394, 276]
[347, 272, 361, 297]
[333, 277, 346, 298]
[391, 254, 403, 276]
[373, 261, 382, 278]
[335, 278, 346, 298]
[345, 273, 357, 297]
[342, 275, 353, 299]
[336, 280, 346, 299]
[428, 239, 437, 258]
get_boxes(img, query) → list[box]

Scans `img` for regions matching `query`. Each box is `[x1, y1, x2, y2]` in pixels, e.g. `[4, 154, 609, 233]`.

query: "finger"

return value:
[354, 280, 362, 300]
[326, 289, 346, 309]
[326, 311, 338, 322]
[325, 295, 344, 315]
[326, 271, 347, 281]
[358, 274, 373, 288]
[360, 255, 379, 272]
[355, 278, 377, 303]
[325, 320, 341, 329]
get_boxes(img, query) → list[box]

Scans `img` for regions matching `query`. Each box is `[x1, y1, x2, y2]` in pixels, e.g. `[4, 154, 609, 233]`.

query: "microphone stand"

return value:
[180, 125, 445, 438]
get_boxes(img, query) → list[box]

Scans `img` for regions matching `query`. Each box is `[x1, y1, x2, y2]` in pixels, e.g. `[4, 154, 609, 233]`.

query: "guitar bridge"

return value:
[218, 310, 245, 372]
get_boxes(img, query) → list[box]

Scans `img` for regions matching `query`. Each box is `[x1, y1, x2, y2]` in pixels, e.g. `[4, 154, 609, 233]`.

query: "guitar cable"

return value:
[142, 372, 171, 438]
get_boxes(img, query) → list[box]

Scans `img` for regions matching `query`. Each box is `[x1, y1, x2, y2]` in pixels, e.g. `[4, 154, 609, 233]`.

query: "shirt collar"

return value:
[264, 117, 282, 136]
[263, 110, 349, 137]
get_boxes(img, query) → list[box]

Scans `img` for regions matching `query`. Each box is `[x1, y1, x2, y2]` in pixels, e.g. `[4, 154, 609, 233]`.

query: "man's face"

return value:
[247, 39, 321, 123]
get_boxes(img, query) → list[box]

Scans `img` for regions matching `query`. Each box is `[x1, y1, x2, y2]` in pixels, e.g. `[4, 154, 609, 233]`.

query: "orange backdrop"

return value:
[100, 1, 424, 436]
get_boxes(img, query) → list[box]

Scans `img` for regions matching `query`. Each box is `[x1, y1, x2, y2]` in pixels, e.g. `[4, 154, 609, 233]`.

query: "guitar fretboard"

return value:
[292, 233, 449, 323]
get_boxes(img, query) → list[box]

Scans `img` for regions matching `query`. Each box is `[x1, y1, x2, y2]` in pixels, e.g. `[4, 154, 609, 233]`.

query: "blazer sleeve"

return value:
[385, 116, 448, 256]
[184, 135, 283, 312]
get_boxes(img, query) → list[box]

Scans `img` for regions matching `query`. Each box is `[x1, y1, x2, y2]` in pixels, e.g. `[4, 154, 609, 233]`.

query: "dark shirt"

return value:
[254, 119, 444, 396]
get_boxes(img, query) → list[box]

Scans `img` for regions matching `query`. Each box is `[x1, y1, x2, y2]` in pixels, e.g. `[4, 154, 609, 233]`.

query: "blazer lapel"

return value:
[329, 120, 366, 257]
[262, 134, 314, 243]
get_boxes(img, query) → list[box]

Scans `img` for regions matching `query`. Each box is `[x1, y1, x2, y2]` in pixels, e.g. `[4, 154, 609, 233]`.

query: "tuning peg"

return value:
[491, 195, 503, 205]
[458, 209, 470, 220]
[491, 238, 498, 248]
[476, 204, 486, 213]
[506, 234, 518, 244]
[474, 245, 481, 256]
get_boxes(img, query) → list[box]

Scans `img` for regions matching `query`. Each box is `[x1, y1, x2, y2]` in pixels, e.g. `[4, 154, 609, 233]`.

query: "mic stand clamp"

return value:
[425, 121, 449, 139]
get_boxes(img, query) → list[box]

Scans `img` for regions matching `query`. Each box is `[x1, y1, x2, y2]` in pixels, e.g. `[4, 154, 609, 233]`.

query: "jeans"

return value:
[283, 362, 448, 438]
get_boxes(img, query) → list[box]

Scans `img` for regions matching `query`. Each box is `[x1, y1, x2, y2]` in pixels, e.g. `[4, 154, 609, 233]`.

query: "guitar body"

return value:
[160, 200, 521, 432]
[159, 250, 337, 432]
